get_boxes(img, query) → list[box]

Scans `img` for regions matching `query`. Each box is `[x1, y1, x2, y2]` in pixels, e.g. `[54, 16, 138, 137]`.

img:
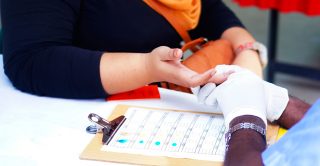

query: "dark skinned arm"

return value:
[224, 96, 311, 166]
[276, 95, 311, 129]
[224, 115, 266, 166]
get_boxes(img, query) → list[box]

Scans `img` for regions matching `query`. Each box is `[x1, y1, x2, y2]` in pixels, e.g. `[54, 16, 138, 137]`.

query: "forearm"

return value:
[224, 115, 266, 166]
[221, 27, 263, 77]
[100, 52, 152, 94]
[276, 96, 311, 129]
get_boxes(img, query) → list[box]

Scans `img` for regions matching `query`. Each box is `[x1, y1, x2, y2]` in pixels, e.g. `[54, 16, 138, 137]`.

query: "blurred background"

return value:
[224, 0, 320, 103]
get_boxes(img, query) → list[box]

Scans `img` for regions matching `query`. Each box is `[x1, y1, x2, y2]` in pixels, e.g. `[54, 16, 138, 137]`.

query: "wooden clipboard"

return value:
[80, 104, 280, 166]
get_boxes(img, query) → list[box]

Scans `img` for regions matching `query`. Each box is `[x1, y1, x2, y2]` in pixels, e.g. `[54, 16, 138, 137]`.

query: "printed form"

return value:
[101, 107, 226, 161]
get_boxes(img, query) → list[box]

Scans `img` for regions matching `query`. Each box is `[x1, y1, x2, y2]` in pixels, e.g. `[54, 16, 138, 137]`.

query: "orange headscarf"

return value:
[144, 0, 201, 30]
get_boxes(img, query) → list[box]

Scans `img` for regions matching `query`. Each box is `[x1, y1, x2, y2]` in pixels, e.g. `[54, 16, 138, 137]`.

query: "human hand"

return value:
[193, 65, 289, 122]
[191, 65, 243, 107]
[145, 46, 216, 88]
[190, 77, 232, 112]
[197, 68, 267, 127]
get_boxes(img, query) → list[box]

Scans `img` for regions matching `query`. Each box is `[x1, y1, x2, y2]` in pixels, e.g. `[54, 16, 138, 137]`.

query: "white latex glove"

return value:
[208, 69, 268, 127]
[190, 65, 235, 111]
[191, 83, 216, 104]
[193, 65, 289, 122]
[263, 81, 289, 122]
[191, 65, 241, 106]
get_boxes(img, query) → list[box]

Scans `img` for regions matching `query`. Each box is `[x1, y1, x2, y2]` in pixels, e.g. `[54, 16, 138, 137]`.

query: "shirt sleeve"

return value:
[1, 0, 107, 99]
[262, 99, 320, 166]
[190, 0, 245, 40]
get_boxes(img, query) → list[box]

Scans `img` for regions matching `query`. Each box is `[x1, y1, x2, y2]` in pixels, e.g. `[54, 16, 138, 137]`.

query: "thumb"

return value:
[159, 48, 183, 61]
[204, 84, 221, 107]
[197, 83, 216, 104]
[208, 70, 234, 84]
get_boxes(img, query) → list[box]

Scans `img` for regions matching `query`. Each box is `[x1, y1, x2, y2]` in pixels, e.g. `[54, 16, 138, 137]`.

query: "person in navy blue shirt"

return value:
[1, 0, 264, 99]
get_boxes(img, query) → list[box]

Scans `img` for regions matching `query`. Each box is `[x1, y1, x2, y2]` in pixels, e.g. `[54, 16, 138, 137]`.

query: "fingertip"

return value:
[200, 69, 216, 83]
[173, 48, 183, 59]
[208, 73, 227, 84]
[158, 46, 174, 61]
[189, 69, 217, 87]
[208, 69, 235, 84]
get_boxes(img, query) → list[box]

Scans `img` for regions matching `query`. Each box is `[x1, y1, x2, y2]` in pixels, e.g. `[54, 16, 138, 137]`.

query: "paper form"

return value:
[101, 107, 226, 161]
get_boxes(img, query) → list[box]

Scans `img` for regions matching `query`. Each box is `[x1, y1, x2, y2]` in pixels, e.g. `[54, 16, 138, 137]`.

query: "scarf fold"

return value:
[144, 0, 201, 30]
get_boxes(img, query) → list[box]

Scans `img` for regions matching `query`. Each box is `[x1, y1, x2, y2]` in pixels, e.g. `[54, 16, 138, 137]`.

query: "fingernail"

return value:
[174, 49, 182, 58]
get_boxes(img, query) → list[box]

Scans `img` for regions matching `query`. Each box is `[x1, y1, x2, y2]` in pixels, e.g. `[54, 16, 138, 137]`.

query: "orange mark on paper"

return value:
[106, 85, 160, 101]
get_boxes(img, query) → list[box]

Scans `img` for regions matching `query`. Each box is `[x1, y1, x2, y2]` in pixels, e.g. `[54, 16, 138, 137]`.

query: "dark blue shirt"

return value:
[1, 0, 243, 99]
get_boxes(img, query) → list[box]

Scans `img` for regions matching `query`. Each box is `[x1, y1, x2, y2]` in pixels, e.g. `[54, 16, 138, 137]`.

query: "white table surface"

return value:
[0, 55, 218, 166]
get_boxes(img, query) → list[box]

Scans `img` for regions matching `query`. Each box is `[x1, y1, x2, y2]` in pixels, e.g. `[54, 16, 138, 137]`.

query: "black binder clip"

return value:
[87, 113, 126, 145]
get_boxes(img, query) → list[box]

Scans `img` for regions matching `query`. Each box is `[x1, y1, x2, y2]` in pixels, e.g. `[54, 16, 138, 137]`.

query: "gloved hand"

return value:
[192, 65, 289, 122]
[204, 69, 268, 127]
[145, 46, 216, 88]
[191, 66, 234, 111]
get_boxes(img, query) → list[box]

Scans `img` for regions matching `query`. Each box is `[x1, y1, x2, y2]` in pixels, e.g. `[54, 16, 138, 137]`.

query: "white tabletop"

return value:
[0, 55, 218, 166]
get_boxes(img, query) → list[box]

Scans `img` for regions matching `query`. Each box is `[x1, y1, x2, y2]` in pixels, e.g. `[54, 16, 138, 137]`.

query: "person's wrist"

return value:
[229, 115, 266, 128]
[276, 95, 311, 128]
[235, 41, 268, 68]
[226, 115, 266, 152]
[143, 53, 157, 83]
[224, 107, 267, 128]
[233, 50, 263, 77]
[237, 49, 259, 58]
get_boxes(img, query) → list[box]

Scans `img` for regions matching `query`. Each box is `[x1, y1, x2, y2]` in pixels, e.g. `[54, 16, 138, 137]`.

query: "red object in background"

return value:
[233, 0, 320, 16]
[106, 85, 160, 101]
